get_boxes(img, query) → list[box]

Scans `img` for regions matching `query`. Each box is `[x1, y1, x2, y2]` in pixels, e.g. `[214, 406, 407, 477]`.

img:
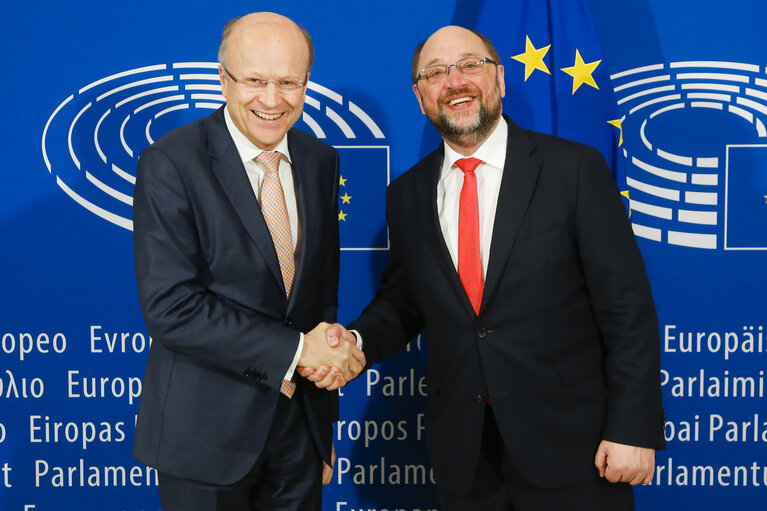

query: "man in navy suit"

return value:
[132, 12, 364, 511]
[309, 25, 665, 510]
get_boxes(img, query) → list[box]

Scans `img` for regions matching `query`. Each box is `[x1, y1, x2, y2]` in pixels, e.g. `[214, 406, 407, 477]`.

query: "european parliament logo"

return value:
[41, 62, 389, 250]
[611, 61, 767, 251]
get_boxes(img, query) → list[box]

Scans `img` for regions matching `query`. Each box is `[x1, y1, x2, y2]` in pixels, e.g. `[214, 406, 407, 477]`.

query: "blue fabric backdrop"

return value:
[1, 1, 765, 509]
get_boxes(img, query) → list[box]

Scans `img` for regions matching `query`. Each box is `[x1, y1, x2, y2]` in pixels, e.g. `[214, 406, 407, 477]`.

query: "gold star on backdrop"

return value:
[512, 36, 551, 81]
[338, 176, 351, 222]
[621, 190, 631, 217]
[561, 49, 601, 94]
[607, 119, 623, 146]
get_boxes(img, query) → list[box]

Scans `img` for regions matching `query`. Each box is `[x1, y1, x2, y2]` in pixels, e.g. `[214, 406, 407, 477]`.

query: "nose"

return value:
[445, 64, 469, 88]
[257, 82, 281, 107]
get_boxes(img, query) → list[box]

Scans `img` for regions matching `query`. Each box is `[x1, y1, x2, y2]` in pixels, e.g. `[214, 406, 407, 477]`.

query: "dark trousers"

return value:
[438, 407, 635, 511]
[158, 392, 323, 511]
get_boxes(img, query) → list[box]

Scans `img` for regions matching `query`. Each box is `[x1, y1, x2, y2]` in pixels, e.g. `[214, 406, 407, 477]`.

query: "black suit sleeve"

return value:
[349, 185, 425, 364]
[575, 147, 665, 449]
[133, 147, 298, 391]
[322, 150, 341, 324]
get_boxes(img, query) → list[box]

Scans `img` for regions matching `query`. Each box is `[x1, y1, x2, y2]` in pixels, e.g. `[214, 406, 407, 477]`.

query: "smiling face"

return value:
[219, 13, 310, 150]
[412, 26, 505, 155]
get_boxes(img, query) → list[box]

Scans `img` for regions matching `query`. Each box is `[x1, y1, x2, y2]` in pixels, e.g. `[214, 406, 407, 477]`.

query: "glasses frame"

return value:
[222, 65, 308, 95]
[414, 56, 498, 85]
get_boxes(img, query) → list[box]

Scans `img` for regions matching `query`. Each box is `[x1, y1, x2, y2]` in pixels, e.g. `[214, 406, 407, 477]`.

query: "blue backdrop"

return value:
[1, 1, 765, 510]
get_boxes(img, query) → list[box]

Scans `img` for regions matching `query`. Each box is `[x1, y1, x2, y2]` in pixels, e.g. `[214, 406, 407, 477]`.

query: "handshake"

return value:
[297, 322, 365, 390]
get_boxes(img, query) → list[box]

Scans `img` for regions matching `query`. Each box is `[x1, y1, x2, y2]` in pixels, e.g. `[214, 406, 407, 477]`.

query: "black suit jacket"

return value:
[132, 107, 340, 484]
[350, 116, 664, 492]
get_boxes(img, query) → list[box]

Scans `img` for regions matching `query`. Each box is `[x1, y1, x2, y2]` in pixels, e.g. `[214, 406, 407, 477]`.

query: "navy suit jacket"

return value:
[132, 107, 340, 484]
[350, 116, 665, 493]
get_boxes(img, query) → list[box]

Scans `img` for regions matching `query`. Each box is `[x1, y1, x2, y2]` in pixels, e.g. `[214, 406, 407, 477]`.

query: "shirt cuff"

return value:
[284, 332, 304, 381]
[350, 329, 363, 349]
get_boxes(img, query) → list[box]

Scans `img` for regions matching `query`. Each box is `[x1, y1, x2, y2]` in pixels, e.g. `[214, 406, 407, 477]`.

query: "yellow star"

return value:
[340, 193, 352, 204]
[339, 176, 347, 187]
[607, 119, 623, 146]
[621, 189, 631, 217]
[511, 36, 551, 81]
[561, 49, 601, 94]
[338, 210, 347, 221]
[764, 195, 767, 203]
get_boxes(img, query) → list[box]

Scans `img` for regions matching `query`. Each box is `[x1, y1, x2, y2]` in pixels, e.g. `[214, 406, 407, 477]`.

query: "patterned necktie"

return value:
[257, 151, 295, 297]
[256, 151, 296, 398]
[455, 157, 484, 315]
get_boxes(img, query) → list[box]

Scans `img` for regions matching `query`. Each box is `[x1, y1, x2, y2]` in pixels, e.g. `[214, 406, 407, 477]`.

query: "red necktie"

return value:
[455, 157, 483, 315]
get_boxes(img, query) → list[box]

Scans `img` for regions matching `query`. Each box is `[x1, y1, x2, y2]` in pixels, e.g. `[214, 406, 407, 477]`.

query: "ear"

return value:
[412, 83, 427, 115]
[301, 71, 311, 96]
[218, 65, 229, 100]
[496, 64, 506, 98]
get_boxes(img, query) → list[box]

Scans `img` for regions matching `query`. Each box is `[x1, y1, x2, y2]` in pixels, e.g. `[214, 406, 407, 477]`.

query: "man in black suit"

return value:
[308, 25, 664, 510]
[132, 12, 364, 511]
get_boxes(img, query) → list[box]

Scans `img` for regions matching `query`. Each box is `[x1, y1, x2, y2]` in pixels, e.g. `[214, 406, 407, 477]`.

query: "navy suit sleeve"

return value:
[574, 147, 665, 449]
[133, 146, 298, 391]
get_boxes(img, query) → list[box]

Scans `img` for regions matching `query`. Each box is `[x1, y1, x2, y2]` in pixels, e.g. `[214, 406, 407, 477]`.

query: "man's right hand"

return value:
[298, 322, 365, 387]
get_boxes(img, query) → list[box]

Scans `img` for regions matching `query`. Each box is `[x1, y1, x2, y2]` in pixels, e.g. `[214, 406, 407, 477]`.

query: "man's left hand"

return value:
[594, 440, 655, 485]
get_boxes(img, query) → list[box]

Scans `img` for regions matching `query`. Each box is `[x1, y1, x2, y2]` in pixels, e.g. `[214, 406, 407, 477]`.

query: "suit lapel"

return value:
[416, 145, 479, 318]
[286, 130, 318, 312]
[206, 109, 286, 297]
[482, 117, 541, 309]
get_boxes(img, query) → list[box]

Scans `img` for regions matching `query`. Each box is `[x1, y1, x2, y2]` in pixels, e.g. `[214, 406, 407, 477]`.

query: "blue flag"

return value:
[465, 0, 627, 199]
[335, 145, 390, 250]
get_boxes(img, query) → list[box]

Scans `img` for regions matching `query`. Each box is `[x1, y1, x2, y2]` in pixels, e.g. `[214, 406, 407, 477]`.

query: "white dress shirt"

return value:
[224, 108, 304, 381]
[355, 118, 509, 350]
[438, 118, 509, 277]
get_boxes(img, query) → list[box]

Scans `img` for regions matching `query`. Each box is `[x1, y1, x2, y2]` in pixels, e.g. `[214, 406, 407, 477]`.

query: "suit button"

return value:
[474, 395, 484, 404]
[284, 318, 293, 327]
[476, 328, 487, 339]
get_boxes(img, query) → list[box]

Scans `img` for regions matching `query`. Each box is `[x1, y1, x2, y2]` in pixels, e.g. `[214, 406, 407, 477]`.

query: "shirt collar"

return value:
[442, 116, 508, 175]
[224, 106, 292, 164]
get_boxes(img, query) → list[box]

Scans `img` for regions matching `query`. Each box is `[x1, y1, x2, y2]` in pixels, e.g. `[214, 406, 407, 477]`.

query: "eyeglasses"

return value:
[222, 66, 307, 95]
[414, 56, 497, 85]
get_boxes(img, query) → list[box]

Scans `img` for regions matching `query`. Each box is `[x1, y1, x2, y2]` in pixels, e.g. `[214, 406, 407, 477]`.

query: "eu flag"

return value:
[335, 145, 390, 250]
[465, 0, 627, 197]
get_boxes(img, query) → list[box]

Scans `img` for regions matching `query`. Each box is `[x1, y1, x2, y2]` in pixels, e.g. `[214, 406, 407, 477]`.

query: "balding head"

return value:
[219, 12, 313, 71]
[217, 12, 313, 150]
[410, 25, 505, 155]
[411, 26, 500, 83]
